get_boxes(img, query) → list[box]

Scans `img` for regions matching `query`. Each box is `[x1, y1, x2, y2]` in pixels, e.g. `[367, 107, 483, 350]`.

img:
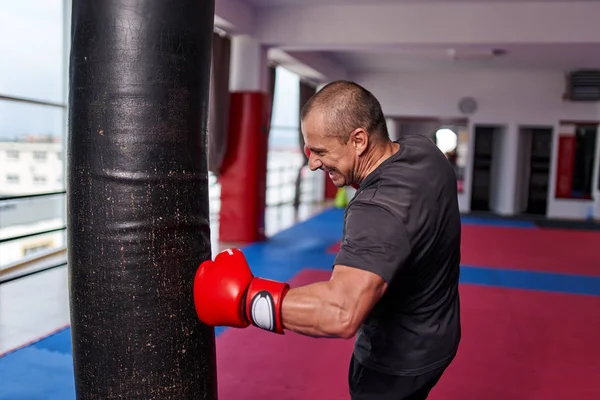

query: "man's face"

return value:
[301, 111, 361, 187]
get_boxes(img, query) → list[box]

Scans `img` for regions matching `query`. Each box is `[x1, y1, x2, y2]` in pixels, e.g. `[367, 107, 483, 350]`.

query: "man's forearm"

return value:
[281, 281, 356, 339]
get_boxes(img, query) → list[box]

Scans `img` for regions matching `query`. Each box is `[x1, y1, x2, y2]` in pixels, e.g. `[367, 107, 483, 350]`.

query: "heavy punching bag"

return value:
[67, 0, 217, 398]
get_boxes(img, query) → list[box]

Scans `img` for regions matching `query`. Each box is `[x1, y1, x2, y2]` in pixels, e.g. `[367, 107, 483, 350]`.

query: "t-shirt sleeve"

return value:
[334, 201, 411, 283]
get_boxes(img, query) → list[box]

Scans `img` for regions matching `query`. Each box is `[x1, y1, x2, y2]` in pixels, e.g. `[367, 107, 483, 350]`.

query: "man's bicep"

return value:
[334, 202, 411, 283]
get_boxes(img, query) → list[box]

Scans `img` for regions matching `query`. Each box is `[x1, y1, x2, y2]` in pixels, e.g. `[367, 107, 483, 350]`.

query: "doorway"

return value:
[516, 127, 553, 215]
[470, 125, 505, 212]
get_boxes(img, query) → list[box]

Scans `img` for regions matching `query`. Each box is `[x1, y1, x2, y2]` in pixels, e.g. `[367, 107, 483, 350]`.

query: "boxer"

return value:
[194, 80, 461, 400]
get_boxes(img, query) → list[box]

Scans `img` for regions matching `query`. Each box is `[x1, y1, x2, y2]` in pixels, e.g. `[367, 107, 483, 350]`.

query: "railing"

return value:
[0, 192, 67, 241]
[0, 191, 68, 283]
[263, 150, 324, 236]
[0, 87, 68, 282]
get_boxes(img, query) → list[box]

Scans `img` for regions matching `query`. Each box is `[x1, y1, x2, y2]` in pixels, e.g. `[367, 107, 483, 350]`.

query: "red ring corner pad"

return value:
[218, 91, 271, 243]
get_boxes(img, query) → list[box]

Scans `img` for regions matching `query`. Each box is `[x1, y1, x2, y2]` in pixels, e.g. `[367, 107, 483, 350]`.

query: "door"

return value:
[470, 127, 495, 211]
[526, 128, 552, 215]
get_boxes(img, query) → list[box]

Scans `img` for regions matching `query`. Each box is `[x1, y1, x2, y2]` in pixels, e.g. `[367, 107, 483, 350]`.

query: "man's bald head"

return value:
[300, 80, 388, 144]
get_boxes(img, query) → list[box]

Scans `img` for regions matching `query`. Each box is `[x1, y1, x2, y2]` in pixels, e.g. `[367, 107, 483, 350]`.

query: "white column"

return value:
[229, 34, 269, 92]
[499, 123, 519, 215]
[385, 118, 399, 141]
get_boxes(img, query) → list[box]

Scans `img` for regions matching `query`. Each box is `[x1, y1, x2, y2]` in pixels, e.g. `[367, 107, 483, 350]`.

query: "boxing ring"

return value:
[1, 209, 600, 399]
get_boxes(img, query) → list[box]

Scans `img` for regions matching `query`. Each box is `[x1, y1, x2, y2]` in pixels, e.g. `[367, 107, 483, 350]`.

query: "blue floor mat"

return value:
[460, 215, 537, 228]
[0, 329, 75, 400]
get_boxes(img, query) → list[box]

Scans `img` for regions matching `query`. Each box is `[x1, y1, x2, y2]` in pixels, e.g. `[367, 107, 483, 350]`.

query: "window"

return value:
[33, 151, 48, 161]
[265, 67, 324, 236]
[269, 67, 301, 151]
[0, 0, 68, 272]
[33, 176, 47, 184]
[0, 102, 65, 196]
[6, 174, 20, 184]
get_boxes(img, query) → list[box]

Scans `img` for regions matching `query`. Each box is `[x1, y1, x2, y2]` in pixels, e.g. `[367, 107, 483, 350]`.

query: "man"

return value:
[194, 81, 462, 399]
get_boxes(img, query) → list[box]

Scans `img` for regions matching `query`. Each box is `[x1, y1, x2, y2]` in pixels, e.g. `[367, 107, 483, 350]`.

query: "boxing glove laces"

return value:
[193, 248, 290, 334]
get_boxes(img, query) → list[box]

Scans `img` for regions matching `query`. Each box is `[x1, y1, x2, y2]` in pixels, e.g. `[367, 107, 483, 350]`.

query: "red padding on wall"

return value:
[555, 135, 576, 198]
[219, 91, 270, 243]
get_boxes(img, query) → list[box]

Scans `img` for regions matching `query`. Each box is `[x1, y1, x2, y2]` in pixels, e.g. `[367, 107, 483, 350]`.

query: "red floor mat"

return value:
[329, 226, 600, 276]
[430, 284, 600, 399]
[216, 269, 600, 399]
[461, 225, 600, 275]
[216, 269, 352, 399]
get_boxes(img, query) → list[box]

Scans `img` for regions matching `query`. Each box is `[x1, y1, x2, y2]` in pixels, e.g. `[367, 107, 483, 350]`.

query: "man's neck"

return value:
[355, 140, 399, 184]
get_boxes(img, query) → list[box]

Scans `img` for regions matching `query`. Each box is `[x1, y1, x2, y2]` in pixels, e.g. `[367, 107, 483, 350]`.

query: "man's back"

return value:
[335, 134, 462, 376]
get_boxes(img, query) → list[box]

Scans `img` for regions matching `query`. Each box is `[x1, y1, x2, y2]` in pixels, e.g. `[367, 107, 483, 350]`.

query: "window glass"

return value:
[265, 67, 323, 236]
[270, 67, 300, 131]
[0, 100, 65, 197]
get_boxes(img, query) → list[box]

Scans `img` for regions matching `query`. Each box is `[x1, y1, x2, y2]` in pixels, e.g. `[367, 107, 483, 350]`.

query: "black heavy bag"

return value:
[67, 0, 217, 398]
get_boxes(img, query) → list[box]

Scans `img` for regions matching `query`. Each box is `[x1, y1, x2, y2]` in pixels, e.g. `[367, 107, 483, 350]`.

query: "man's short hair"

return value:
[300, 80, 389, 143]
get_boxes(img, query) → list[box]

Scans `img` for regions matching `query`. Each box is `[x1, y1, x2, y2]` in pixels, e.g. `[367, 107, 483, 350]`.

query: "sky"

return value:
[0, 0, 65, 139]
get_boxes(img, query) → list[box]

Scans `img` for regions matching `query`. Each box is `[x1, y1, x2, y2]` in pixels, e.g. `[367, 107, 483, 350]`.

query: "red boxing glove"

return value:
[193, 248, 253, 328]
[193, 248, 290, 334]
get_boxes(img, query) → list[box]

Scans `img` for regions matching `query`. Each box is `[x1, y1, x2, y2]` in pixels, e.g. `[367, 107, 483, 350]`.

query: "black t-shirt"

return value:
[334, 134, 462, 376]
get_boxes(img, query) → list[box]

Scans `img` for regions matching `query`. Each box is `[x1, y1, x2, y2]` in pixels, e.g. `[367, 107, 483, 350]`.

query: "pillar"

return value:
[229, 35, 270, 93]
[386, 117, 400, 141]
[67, 0, 217, 398]
[500, 123, 520, 215]
[219, 35, 271, 243]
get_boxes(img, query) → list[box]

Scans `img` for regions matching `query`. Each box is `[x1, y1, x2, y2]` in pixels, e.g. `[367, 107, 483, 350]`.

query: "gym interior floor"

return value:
[1, 206, 599, 399]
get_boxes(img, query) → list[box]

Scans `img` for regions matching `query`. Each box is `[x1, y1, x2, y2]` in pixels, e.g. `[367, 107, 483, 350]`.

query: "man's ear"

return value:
[351, 128, 369, 156]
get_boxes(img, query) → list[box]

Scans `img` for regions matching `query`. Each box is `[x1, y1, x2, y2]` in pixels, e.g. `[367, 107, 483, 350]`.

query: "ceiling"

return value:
[218, 0, 600, 80]
[324, 43, 600, 74]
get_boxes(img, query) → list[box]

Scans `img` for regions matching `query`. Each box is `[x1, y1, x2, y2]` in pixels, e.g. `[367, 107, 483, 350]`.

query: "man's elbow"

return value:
[338, 323, 359, 339]
[332, 310, 361, 339]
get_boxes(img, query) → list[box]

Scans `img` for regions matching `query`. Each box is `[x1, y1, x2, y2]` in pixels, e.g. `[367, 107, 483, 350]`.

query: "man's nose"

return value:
[308, 156, 322, 171]
[304, 146, 321, 171]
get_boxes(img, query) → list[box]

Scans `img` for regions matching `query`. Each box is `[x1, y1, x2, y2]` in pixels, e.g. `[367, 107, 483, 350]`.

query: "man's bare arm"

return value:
[281, 265, 388, 338]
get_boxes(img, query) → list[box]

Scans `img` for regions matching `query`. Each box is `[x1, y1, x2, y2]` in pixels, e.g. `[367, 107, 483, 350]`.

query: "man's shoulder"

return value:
[349, 171, 411, 214]
[347, 186, 396, 217]
[345, 193, 395, 220]
[342, 191, 409, 245]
